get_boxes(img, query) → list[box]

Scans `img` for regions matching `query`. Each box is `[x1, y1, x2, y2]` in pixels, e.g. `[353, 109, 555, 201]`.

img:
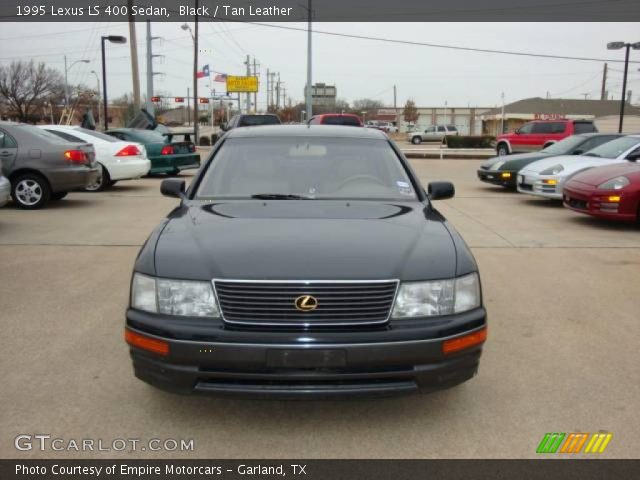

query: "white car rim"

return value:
[15, 179, 42, 206]
[86, 167, 104, 191]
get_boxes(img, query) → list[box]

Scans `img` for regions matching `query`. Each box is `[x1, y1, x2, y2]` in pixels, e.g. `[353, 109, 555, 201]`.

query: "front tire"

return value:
[497, 143, 509, 156]
[85, 164, 110, 192]
[411, 136, 422, 145]
[11, 173, 51, 209]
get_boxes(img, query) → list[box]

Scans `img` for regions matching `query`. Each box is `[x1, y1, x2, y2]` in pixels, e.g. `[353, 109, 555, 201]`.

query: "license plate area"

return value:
[266, 349, 347, 368]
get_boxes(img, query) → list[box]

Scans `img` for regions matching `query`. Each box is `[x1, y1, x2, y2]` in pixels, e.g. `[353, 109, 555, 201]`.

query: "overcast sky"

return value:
[1, 22, 639, 109]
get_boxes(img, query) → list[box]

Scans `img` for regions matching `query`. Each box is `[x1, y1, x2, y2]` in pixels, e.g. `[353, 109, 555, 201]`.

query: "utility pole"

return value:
[276, 73, 281, 109]
[600, 62, 608, 101]
[266, 68, 270, 110]
[500, 92, 505, 135]
[128, 1, 141, 108]
[193, 3, 199, 144]
[282, 86, 286, 108]
[252, 57, 259, 113]
[393, 85, 397, 109]
[244, 55, 251, 113]
[187, 87, 191, 126]
[145, 21, 156, 115]
[305, 0, 313, 121]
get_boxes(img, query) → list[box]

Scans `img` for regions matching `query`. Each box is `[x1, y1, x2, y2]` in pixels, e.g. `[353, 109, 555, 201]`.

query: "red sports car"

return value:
[563, 161, 640, 222]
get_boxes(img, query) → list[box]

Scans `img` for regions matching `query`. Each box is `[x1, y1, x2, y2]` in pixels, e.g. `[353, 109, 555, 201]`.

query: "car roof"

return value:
[225, 124, 387, 139]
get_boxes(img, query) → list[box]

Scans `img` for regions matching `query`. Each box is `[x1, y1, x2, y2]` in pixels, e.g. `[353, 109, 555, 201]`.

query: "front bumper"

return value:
[0, 176, 10, 207]
[517, 172, 563, 200]
[477, 169, 517, 188]
[125, 308, 487, 398]
[563, 182, 638, 222]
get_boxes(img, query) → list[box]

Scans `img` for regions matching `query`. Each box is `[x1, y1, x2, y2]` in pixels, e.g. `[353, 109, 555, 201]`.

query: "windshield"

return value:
[127, 130, 165, 143]
[583, 136, 640, 159]
[238, 115, 281, 127]
[322, 116, 361, 126]
[77, 128, 119, 143]
[196, 137, 417, 201]
[541, 135, 586, 155]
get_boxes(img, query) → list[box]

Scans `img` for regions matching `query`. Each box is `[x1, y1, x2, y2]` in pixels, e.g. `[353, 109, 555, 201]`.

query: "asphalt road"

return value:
[1, 158, 639, 459]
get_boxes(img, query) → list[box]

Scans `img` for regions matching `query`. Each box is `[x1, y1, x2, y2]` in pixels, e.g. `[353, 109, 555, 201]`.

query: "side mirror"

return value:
[572, 149, 584, 155]
[514, 128, 520, 134]
[626, 151, 640, 162]
[161, 178, 186, 199]
[220, 123, 228, 132]
[428, 181, 455, 200]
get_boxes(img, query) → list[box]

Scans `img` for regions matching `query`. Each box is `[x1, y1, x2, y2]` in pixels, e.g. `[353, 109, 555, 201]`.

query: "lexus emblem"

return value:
[294, 295, 318, 312]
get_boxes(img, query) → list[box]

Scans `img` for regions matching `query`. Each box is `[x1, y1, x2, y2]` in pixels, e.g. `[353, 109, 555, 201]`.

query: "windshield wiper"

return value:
[250, 193, 313, 200]
[583, 153, 601, 157]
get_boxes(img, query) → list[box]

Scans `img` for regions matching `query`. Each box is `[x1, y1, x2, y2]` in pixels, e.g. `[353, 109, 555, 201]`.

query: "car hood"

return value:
[481, 152, 550, 170]
[520, 155, 626, 176]
[568, 161, 640, 186]
[153, 201, 458, 282]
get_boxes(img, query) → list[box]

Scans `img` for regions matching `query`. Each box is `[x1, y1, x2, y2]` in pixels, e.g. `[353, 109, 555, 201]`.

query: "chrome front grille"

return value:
[214, 280, 399, 326]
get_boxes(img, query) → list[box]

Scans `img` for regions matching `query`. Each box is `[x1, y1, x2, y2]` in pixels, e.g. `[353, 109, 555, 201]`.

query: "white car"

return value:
[39, 125, 151, 191]
[517, 135, 640, 200]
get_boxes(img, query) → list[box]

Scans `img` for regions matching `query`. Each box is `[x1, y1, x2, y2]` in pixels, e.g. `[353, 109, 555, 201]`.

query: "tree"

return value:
[403, 99, 419, 124]
[0, 60, 64, 122]
[352, 98, 384, 111]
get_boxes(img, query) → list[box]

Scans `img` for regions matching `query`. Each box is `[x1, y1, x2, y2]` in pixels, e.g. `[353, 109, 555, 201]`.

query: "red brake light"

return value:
[189, 144, 196, 153]
[64, 150, 87, 163]
[116, 145, 141, 157]
[161, 145, 174, 155]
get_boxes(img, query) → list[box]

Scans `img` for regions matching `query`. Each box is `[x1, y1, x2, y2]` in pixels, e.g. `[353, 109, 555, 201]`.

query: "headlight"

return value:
[540, 164, 564, 175]
[597, 176, 630, 190]
[490, 161, 505, 171]
[131, 273, 220, 318]
[392, 273, 481, 318]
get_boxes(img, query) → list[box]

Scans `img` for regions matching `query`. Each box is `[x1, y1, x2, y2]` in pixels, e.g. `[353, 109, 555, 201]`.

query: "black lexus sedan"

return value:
[125, 125, 487, 398]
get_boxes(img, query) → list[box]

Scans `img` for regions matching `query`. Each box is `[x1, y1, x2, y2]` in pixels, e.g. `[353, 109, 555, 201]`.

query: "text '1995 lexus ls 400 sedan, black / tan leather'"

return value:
[125, 125, 487, 399]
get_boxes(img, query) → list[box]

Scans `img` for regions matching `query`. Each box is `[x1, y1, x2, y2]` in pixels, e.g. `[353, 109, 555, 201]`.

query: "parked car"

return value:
[0, 171, 10, 208]
[0, 122, 98, 209]
[517, 135, 640, 200]
[106, 128, 199, 176]
[309, 113, 363, 126]
[563, 161, 640, 223]
[39, 125, 151, 191]
[478, 134, 622, 188]
[221, 113, 281, 132]
[407, 125, 459, 144]
[125, 125, 487, 398]
[379, 121, 399, 133]
[495, 119, 597, 156]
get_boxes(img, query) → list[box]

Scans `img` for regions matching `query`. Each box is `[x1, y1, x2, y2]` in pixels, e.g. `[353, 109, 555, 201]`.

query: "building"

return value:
[376, 106, 492, 135]
[481, 97, 640, 135]
[305, 83, 337, 108]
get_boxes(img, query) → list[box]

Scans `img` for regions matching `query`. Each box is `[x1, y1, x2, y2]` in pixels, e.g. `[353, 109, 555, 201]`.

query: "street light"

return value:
[101, 35, 127, 131]
[606, 41, 640, 132]
[90, 70, 101, 125]
[181, 21, 199, 144]
[63, 56, 90, 107]
[181, 23, 194, 40]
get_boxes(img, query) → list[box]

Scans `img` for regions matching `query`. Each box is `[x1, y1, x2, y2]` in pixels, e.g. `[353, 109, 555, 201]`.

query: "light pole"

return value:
[300, 110, 306, 124]
[64, 56, 90, 107]
[90, 70, 101, 125]
[181, 21, 199, 144]
[305, 0, 313, 122]
[101, 35, 127, 131]
[606, 41, 640, 133]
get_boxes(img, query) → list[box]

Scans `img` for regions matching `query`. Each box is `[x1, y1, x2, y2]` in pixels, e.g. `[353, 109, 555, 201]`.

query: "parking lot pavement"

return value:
[1, 160, 639, 459]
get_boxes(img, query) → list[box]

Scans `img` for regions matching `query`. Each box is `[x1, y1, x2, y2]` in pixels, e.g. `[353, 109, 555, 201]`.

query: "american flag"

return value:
[213, 73, 228, 82]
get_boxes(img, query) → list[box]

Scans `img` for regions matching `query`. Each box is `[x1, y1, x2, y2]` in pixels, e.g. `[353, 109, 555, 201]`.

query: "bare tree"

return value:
[352, 98, 384, 111]
[0, 61, 64, 122]
[403, 99, 419, 124]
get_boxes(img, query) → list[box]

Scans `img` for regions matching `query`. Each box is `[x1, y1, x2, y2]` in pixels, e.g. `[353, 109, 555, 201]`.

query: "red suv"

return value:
[308, 114, 363, 127]
[496, 119, 597, 156]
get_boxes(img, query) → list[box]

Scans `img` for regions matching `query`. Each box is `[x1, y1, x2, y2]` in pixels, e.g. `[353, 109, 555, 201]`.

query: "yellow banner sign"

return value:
[226, 76, 259, 93]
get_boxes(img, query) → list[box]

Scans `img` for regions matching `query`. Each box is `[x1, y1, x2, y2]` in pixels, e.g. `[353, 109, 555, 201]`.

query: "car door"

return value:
[511, 122, 535, 151]
[422, 126, 437, 141]
[545, 122, 568, 145]
[0, 128, 18, 174]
